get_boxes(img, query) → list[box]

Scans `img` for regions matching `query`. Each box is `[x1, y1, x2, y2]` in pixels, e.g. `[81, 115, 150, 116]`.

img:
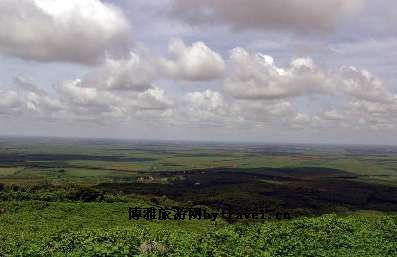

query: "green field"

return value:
[1, 201, 396, 257]
[0, 137, 396, 256]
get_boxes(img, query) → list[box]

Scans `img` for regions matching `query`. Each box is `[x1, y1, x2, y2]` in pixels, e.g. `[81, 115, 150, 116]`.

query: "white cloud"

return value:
[3, 40, 397, 136]
[322, 110, 346, 121]
[0, 90, 20, 110]
[291, 113, 314, 126]
[136, 88, 174, 111]
[182, 90, 235, 125]
[241, 100, 294, 119]
[56, 79, 174, 122]
[162, 39, 225, 81]
[0, 0, 130, 64]
[64, 39, 224, 92]
[340, 66, 396, 103]
[57, 80, 116, 108]
[170, 0, 364, 33]
[224, 48, 334, 100]
[81, 51, 159, 91]
[0, 81, 65, 118]
[181, 90, 304, 129]
[25, 92, 64, 112]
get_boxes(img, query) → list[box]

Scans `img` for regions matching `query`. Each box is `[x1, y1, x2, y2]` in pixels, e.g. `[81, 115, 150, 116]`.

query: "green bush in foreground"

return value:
[0, 200, 396, 257]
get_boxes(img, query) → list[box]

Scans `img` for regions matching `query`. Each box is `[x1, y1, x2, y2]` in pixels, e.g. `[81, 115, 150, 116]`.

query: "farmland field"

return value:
[0, 137, 396, 256]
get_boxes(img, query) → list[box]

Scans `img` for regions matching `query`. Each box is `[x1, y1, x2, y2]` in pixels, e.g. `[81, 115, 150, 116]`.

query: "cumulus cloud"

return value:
[340, 66, 396, 103]
[182, 90, 236, 125]
[0, 90, 20, 110]
[0, 79, 65, 118]
[169, 0, 364, 33]
[223, 48, 397, 106]
[0, 0, 131, 64]
[81, 51, 159, 91]
[313, 99, 397, 131]
[180, 89, 308, 129]
[162, 39, 225, 81]
[136, 88, 174, 111]
[62, 39, 224, 93]
[3, 42, 397, 135]
[218, 47, 397, 131]
[15, 77, 64, 114]
[56, 79, 174, 121]
[224, 48, 334, 100]
[14, 76, 47, 95]
[0, 75, 174, 124]
[5, 47, 397, 132]
[57, 79, 117, 108]
[25, 92, 64, 113]
[238, 100, 295, 123]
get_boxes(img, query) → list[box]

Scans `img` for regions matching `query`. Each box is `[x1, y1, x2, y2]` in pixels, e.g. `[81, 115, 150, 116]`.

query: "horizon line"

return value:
[1, 134, 397, 148]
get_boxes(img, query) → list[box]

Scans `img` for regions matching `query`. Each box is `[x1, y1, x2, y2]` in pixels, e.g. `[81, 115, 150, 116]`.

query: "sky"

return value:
[0, 0, 396, 145]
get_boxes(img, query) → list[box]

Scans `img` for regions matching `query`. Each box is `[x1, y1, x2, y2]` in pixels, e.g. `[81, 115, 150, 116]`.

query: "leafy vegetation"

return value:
[0, 137, 396, 256]
[0, 200, 396, 257]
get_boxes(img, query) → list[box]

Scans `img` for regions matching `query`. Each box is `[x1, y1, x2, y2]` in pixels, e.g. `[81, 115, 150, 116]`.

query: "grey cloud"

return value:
[0, 0, 131, 64]
[3, 40, 397, 135]
[0, 90, 20, 109]
[181, 89, 305, 129]
[0, 76, 175, 123]
[14, 77, 64, 114]
[169, 0, 364, 33]
[26, 93, 63, 112]
[339, 66, 396, 103]
[315, 101, 397, 131]
[57, 80, 118, 108]
[0, 82, 62, 117]
[181, 90, 238, 126]
[81, 51, 159, 91]
[56, 79, 174, 121]
[239, 100, 295, 122]
[14, 76, 47, 95]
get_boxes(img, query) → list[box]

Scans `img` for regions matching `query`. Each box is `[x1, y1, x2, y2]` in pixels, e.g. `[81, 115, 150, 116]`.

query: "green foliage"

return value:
[0, 201, 396, 257]
[1, 139, 397, 256]
[0, 185, 133, 203]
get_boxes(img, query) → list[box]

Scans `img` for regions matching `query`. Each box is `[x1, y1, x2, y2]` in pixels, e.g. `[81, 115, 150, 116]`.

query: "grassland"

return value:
[1, 200, 396, 257]
[0, 137, 396, 256]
